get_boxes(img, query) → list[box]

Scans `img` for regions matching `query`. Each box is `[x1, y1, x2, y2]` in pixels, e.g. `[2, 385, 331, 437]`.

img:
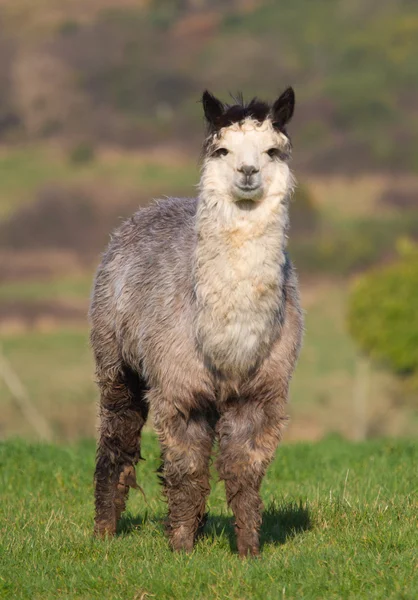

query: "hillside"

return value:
[0, 434, 416, 599]
[0, 0, 417, 172]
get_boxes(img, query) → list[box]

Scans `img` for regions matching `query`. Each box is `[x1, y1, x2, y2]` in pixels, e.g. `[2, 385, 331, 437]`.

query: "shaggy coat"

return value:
[90, 87, 303, 557]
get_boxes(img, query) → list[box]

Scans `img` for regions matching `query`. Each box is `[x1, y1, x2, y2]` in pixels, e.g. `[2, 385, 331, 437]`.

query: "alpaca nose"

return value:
[238, 164, 259, 176]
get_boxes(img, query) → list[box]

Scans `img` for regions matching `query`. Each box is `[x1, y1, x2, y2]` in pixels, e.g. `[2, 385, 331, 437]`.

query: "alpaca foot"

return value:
[95, 465, 141, 537]
[170, 524, 195, 552]
[236, 527, 260, 558]
[94, 520, 116, 539]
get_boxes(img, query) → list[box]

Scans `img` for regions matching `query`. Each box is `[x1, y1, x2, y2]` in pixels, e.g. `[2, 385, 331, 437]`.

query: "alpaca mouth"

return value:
[233, 183, 263, 201]
[238, 183, 259, 191]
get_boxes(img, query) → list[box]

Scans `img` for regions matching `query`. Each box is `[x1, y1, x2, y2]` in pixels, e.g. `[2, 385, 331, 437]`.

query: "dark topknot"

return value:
[202, 91, 270, 133]
[216, 97, 270, 130]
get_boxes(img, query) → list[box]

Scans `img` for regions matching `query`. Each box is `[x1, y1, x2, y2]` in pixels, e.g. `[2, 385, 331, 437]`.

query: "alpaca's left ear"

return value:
[272, 87, 295, 129]
[202, 90, 224, 126]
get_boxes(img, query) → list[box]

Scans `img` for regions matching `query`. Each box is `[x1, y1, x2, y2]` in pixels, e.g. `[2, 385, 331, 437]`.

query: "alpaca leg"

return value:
[216, 399, 287, 557]
[94, 366, 148, 537]
[154, 404, 215, 552]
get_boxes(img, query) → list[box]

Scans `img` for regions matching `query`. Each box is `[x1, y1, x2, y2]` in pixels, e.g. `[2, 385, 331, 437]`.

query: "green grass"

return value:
[0, 435, 416, 599]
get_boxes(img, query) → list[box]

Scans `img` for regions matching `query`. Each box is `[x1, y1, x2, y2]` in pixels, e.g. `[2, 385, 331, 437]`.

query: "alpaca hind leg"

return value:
[94, 366, 148, 537]
[216, 399, 286, 557]
[154, 402, 215, 552]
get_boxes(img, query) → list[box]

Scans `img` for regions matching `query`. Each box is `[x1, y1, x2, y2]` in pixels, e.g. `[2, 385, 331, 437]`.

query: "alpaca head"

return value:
[200, 88, 295, 206]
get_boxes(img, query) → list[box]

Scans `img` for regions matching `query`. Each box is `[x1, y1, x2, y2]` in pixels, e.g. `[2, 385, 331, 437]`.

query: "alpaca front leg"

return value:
[94, 369, 148, 537]
[155, 407, 215, 552]
[217, 450, 264, 557]
[163, 461, 211, 552]
[216, 399, 286, 557]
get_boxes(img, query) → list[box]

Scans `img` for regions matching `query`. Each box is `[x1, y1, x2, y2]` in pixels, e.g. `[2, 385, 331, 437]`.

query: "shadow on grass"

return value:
[117, 511, 151, 535]
[117, 501, 311, 552]
[205, 501, 311, 552]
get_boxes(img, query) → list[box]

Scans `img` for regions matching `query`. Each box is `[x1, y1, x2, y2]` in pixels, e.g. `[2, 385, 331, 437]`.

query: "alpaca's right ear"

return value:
[202, 90, 224, 126]
[272, 87, 295, 129]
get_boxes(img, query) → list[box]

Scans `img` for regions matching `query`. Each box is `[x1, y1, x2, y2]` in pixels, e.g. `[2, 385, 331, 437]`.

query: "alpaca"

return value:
[90, 87, 304, 557]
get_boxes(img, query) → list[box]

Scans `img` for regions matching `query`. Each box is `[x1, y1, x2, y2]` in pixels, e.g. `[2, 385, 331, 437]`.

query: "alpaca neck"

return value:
[194, 188, 289, 378]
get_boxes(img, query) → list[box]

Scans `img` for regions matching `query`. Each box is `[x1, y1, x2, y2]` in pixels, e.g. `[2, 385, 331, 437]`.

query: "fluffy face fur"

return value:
[195, 89, 296, 378]
[201, 119, 293, 204]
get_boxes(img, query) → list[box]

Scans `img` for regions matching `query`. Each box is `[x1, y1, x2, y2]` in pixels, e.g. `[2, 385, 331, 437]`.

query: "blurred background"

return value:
[0, 0, 417, 443]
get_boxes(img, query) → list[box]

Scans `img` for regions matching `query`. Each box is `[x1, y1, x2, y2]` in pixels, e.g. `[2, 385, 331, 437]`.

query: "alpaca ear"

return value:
[272, 87, 295, 129]
[202, 90, 224, 126]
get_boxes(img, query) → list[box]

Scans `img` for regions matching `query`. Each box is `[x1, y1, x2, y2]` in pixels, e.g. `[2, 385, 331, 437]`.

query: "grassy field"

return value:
[0, 274, 92, 303]
[0, 146, 197, 218]
[0, 434, 416, 599]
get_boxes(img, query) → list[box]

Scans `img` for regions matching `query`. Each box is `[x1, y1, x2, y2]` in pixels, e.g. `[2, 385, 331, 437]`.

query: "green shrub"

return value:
[347, 243, 418, 377]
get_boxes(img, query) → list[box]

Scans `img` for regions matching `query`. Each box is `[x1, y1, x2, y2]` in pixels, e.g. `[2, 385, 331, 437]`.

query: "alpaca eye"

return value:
[267, 148, 279, 159]
[214, 147, 229, 157]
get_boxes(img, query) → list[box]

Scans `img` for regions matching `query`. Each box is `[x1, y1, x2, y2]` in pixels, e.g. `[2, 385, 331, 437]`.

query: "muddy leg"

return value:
[94, 366, 148, 537]
[155, 402, 216, 552]
[216, 398, 287, 557]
